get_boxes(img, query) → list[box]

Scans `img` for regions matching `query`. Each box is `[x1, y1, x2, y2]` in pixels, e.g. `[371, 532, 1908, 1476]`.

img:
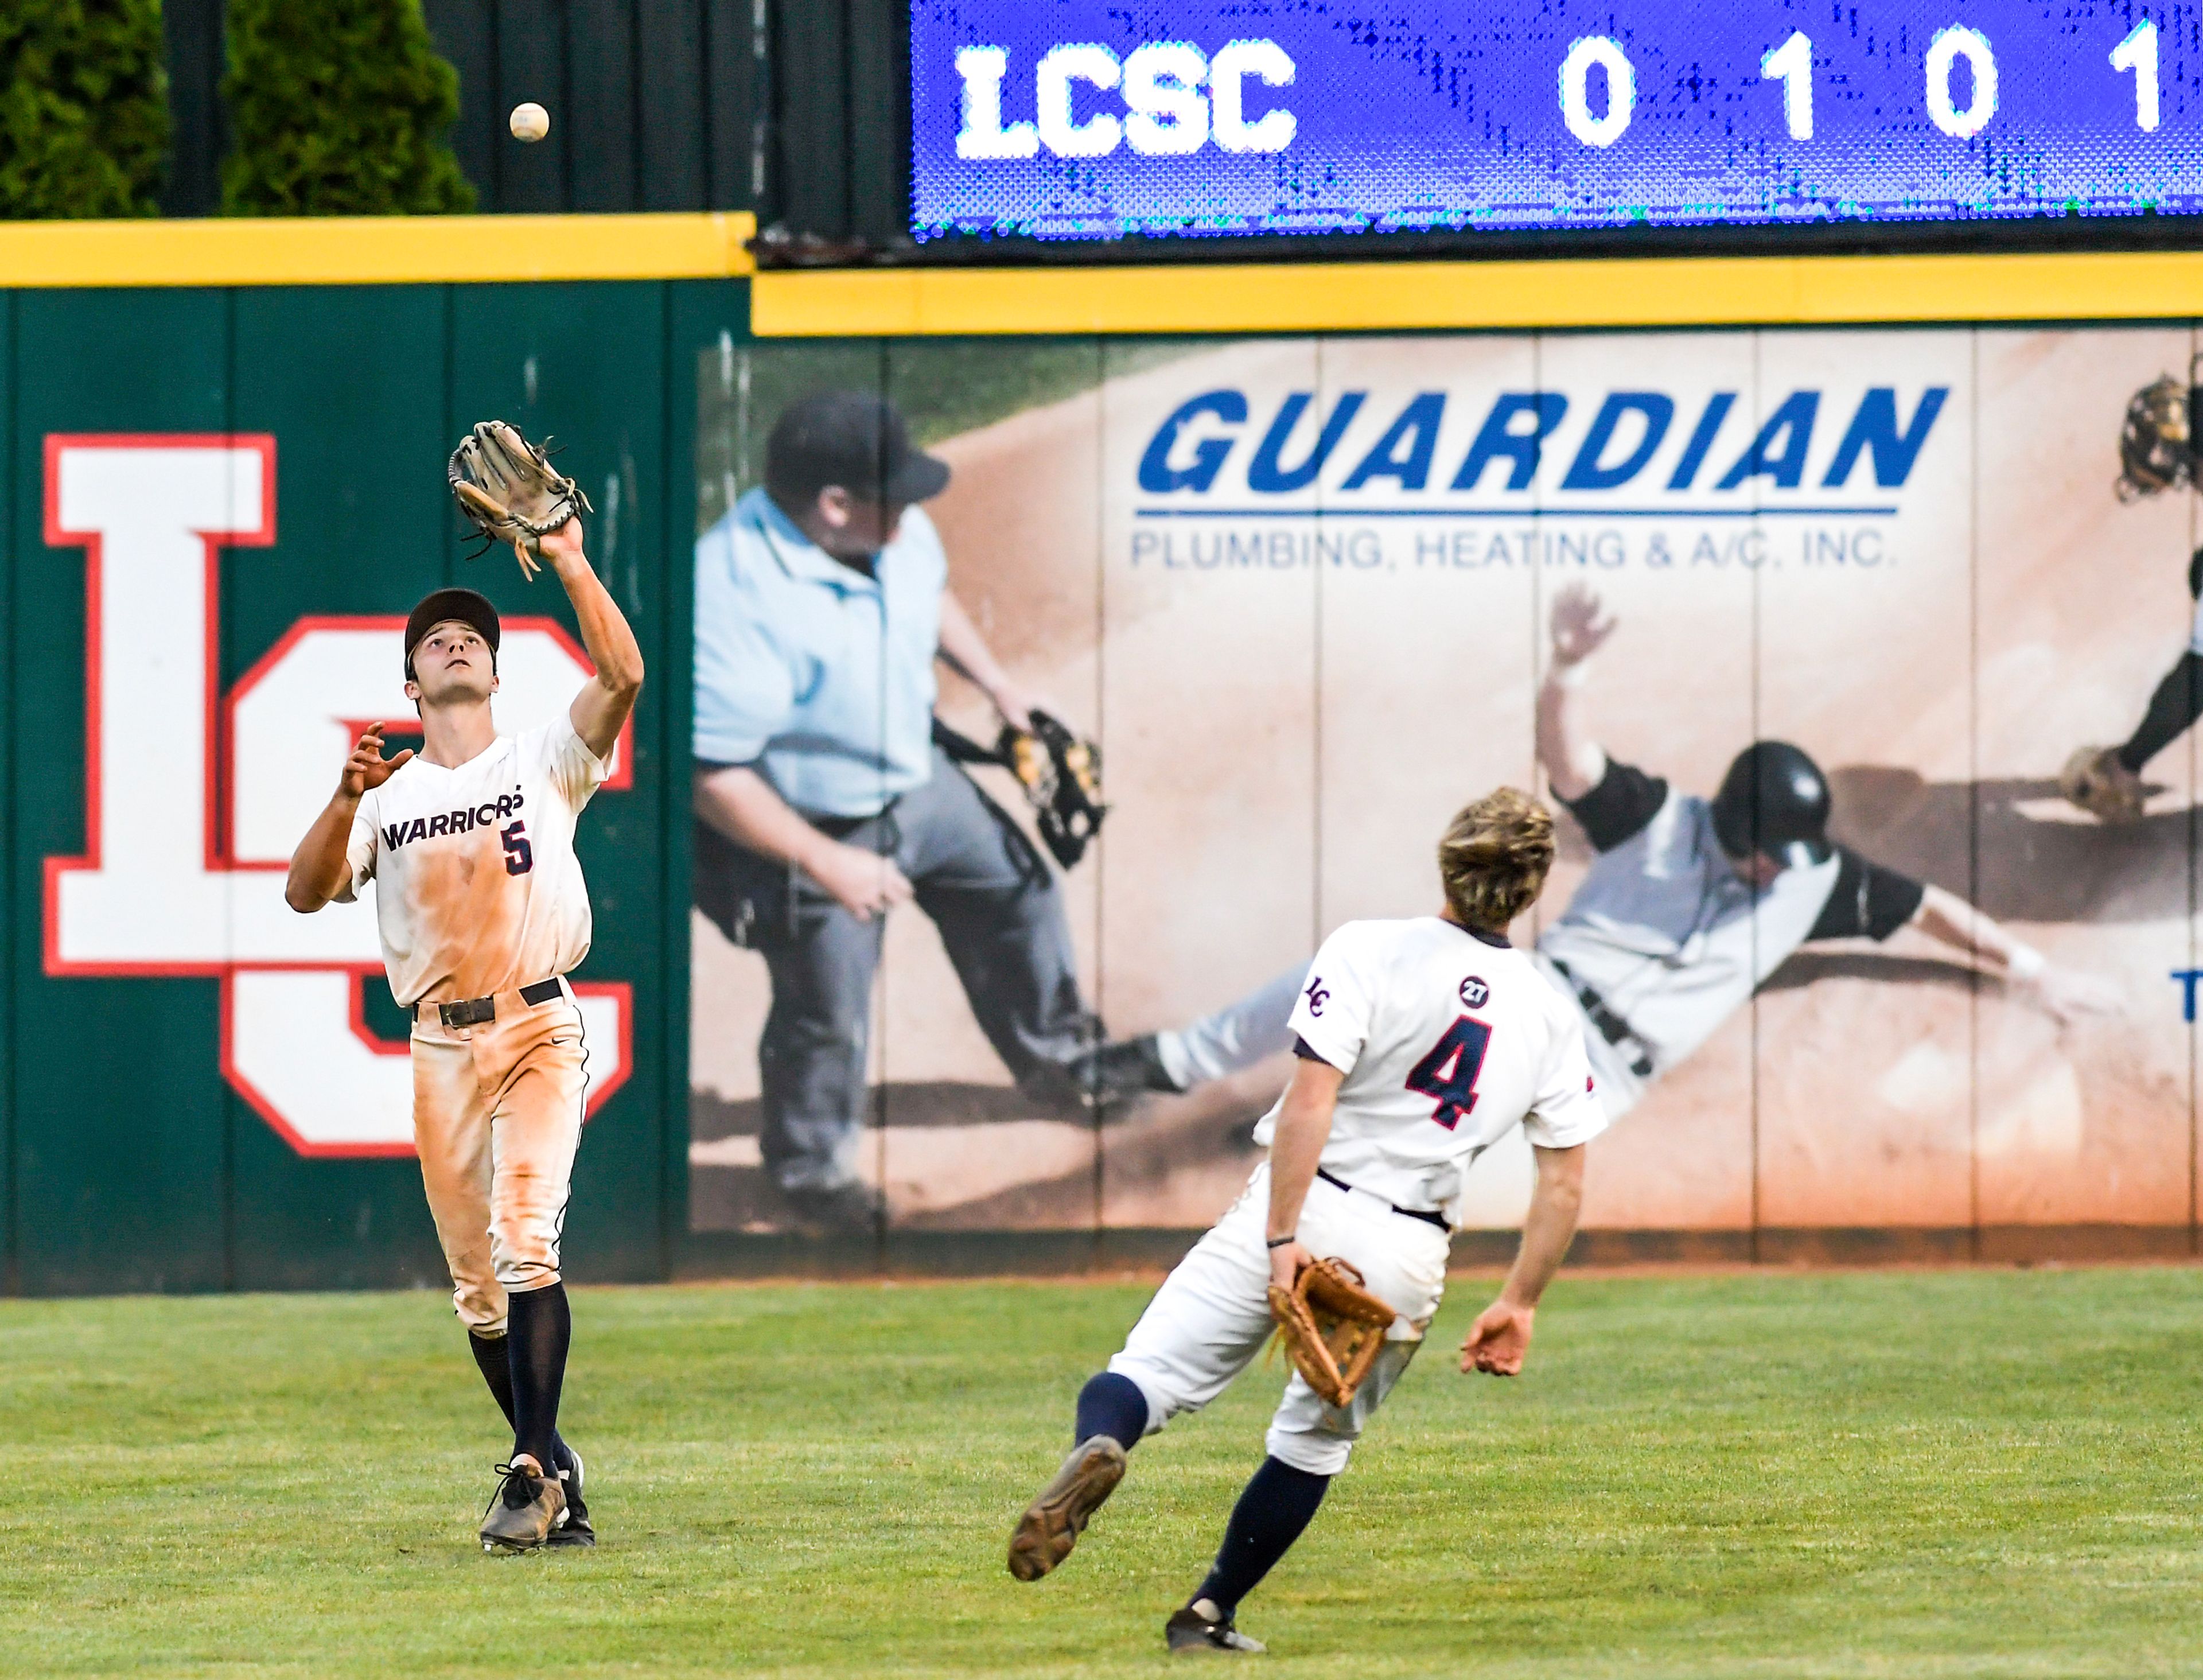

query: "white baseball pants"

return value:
[1108, 1164, 1451, 1475]
[412, 987, 589, 1335]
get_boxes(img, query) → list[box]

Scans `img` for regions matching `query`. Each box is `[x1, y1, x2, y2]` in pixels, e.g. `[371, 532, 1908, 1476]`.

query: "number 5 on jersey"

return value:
[501, 820, 534, 876]
[1406, 1015, 1492, 1130]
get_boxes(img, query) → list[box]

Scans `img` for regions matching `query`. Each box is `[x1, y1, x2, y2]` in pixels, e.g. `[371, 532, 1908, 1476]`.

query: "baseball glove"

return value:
[932, 709, 1110, 870]
[1267, 1256, 1397, 1408]
[2060, 744, 2147, 823]
[448, 421, 592, 581]
[2116, 375, 2199, 502]
[1003, 710, 1107, 870]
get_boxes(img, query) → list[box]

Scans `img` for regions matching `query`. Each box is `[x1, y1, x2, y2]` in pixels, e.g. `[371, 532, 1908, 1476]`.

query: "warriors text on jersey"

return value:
[338, 713, 614, 1006]
[1259, 916, 1609, 1219]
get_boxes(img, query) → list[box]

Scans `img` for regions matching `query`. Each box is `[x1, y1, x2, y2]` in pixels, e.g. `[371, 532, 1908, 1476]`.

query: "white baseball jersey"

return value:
[338, 710, 614, 1007]
[1254, 916, 1609, 1216]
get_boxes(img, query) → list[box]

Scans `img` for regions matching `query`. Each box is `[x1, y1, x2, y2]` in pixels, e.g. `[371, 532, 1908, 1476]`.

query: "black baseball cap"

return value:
[765, 390, 951, 509]
[404, 587, 500, 680]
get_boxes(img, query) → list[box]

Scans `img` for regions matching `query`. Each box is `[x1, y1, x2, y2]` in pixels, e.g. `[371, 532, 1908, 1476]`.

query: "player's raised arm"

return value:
[1536, 582, 1617, 802]
[285, 724, 411, 913]
[537, 518, 644, 759]
[1461, 1141, 1586, 1378]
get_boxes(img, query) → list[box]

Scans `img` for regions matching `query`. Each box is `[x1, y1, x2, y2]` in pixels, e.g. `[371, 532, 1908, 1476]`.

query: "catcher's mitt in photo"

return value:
[933, 708, 1110, 870]
[1003, 710, 1107, 870]
[1267, 1256, 1398, 1408]
[449, 420, 593, 580]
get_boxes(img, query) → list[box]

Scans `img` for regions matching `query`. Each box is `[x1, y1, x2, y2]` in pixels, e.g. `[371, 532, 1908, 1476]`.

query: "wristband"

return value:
[2006, 943, 2047, 982]
[1550, 659, 1591, 689]
[1266, 1234, 1298, 1250]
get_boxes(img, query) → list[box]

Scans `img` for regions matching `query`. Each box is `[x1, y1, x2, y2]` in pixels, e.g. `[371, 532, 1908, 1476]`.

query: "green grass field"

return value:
[3, 1267, 2201, 1678]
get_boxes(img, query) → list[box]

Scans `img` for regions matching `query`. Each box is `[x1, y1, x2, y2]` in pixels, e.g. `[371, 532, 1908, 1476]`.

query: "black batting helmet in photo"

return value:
[1711, 740, 1833, 868]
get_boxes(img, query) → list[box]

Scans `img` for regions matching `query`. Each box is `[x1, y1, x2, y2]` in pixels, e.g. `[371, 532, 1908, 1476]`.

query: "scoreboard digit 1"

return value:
[908, 1, 2203, 242]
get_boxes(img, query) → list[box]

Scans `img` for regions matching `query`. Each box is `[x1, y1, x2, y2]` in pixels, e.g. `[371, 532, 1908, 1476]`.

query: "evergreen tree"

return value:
[0, 0, 169, 219]
[221, 0, 474, 215]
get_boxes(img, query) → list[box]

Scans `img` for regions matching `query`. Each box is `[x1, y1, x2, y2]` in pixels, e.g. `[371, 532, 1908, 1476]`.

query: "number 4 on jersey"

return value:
[1406, 1014, 1492, 1130]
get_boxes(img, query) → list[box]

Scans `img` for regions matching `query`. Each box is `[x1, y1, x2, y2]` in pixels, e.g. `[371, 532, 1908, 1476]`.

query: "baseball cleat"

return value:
[1067, 1034, 1185, 1104]
[1166, 1599, 1267, 1655]
[1007, 1436, 1127, 1581]
[546, 1445, 595, 1549]
[480, 1455, 567, 1554]
[2060, 745, 2147, 823]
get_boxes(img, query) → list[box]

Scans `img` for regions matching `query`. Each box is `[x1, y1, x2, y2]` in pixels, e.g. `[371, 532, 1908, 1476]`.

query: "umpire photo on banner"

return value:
[691, 390, 1096, 1230]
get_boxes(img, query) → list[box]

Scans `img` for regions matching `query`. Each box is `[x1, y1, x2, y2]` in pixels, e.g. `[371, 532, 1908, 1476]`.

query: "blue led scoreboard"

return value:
[909, 2, 2203, 241]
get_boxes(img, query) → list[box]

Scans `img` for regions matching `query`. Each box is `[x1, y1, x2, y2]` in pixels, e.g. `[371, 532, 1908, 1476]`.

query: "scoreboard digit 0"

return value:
[908, 2, 2203, 242]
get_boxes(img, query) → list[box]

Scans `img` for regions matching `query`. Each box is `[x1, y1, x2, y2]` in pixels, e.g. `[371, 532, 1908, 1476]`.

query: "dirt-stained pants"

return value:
[411, 985, 590, 1335]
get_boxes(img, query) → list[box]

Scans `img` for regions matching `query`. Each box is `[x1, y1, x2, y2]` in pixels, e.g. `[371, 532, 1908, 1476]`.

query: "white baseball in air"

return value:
[509, 102, 551, 143]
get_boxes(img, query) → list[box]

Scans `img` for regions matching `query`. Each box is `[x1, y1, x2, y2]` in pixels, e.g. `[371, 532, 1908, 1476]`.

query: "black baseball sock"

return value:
[468, 1329, 574, 1476]
[1074, 1371, 1150, 1450]
[469, 1328, 519, 1425]
[505, 1283, 572, 1472]
[2117, 650, 2203, 773]
[1190, 1456, 1332, 1617]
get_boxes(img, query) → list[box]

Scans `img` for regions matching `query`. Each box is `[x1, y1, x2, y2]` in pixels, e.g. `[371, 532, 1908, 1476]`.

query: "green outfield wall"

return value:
[0, 278, 750, 1296]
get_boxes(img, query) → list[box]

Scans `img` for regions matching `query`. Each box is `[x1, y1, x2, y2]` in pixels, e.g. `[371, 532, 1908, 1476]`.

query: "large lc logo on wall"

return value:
[42, 435, 630, 1157]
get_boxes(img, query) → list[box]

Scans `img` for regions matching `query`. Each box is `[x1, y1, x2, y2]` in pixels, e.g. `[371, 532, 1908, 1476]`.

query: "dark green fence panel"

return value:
[843, 0, 909, 239]
[639, 0, 710, 211]
[160, 0, 227, 218]
[496, 1, 574, 215]
[0, 277, 723, 1298]
[570, 2, 644, 212]
[772, 3, 851, 238]
[0, 291, 13, 1291]
[448, 282, 675, 1284]
[10, 291, 234, 1295]
[223, 286, 457, 1294]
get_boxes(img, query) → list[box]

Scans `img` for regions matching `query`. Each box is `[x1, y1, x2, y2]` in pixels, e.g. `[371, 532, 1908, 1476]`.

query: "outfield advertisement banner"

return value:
[696, 330, 2203, 1243]
[687, 327, 2198, 1245]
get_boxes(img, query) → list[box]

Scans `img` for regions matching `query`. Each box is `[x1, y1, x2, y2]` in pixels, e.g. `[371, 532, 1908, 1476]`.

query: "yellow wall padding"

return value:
[0, 212, 756, 287]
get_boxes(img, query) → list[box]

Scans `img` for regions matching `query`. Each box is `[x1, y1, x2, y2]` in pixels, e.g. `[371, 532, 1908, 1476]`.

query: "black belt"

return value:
[811, 808, 893, 841]
[425, 977, 565, 1029]
[1546, 958, 1655, 1078]
[1316, 1168, 1451, 1232]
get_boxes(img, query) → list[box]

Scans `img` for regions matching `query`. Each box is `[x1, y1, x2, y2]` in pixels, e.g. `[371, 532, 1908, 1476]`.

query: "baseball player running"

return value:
[283, 512, 643, 1554]
[1007, 789, 1605, 1654]
[1077, 582, 2117, 1116]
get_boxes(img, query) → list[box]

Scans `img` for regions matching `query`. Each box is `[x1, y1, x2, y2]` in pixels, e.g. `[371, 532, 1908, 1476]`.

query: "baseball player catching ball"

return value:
[283, 478, 643, 1553]
[1007, 788, 1605, 1654]
[1078, 582, 2118, 1116]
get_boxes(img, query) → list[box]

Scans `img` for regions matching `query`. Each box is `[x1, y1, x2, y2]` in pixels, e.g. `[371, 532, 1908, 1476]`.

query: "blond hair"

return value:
[1438, 787, 1555, 934]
